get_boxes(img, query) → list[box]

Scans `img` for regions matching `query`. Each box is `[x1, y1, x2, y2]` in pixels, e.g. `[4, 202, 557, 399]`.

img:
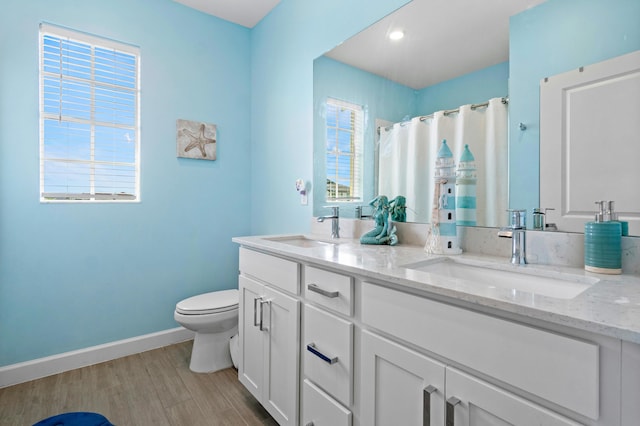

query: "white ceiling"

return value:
[325, 0, 548, 89]
[174, 0, 547, 89]
[174, 0, 281, 28]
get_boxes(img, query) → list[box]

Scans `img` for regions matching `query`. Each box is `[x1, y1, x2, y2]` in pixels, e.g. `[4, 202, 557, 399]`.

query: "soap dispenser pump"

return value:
[584, 201, 622, 274]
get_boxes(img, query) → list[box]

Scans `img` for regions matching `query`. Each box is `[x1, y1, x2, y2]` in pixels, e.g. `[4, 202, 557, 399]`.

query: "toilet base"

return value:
[189, 326, 238, 373]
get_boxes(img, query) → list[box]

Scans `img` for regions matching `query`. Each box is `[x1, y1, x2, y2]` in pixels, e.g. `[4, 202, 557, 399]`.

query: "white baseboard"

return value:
[0, 327, 195, 388]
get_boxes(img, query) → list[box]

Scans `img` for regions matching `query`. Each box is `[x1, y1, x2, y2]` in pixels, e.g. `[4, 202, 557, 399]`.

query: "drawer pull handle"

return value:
[306, 343, 338, 364]
[307, 283, 339, 298]
[305, 423, 314, 426]
[259, 299, 271, 331]
[253, 296, 263, 327]
[446, 396, 461, 426]
[423, 385, 437, 426]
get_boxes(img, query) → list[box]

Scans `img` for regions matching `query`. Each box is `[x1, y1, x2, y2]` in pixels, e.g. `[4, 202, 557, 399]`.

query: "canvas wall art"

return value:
[176, 119, 217, 160]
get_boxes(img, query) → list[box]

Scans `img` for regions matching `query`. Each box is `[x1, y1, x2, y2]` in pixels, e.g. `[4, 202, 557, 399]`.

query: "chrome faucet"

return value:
[533, 207, 557, 231]
[498, 209, 527, 265]
[317, 206, 340, 239]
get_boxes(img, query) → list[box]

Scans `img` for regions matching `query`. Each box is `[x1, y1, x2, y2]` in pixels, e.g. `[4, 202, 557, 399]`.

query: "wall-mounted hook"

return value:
[519, 122, 527, 131]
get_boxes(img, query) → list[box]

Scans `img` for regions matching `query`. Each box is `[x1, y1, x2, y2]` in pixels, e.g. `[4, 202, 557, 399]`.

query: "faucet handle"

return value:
[543, 208, 557, 231]
[323, 205, 339, 216]
[533, 207, 555, 230]
[356, 205, 372, 219]
[532, 208, 544, 231]
[506, 209, 526, 229]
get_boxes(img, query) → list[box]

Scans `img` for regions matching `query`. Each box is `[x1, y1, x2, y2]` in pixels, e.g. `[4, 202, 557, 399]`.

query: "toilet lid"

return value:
[176, 289, 239, 315]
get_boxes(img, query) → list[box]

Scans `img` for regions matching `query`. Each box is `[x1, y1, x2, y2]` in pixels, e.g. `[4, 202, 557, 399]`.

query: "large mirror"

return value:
[313, 0, 640, 235]
[313, 0, 545, 226]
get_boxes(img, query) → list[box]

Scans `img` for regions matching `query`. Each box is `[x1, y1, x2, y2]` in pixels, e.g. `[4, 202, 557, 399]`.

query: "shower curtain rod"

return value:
[378, 97, 509, 133]
[419, 96, 509, 122]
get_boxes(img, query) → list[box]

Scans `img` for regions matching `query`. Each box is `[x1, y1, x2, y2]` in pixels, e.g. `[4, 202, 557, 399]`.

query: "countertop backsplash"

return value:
[312, 218, 640, 275]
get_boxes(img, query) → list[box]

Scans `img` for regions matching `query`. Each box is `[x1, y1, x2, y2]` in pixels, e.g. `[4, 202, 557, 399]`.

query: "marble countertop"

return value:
[233, 234, 640, 344]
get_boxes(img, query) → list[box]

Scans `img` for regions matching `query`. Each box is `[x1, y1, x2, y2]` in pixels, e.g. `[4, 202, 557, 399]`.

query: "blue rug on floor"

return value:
[33, 412, 114, 426]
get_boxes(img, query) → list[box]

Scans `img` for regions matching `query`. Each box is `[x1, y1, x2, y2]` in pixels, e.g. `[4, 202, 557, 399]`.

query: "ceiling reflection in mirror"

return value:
[313, 0, 547, 224]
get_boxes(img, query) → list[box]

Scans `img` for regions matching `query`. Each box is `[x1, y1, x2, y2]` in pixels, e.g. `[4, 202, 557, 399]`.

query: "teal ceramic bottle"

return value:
[584, 201, 622, 274]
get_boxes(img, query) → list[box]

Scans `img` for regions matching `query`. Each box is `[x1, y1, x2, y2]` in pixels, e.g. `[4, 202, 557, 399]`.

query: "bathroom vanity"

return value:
[233, 232, 640, 426]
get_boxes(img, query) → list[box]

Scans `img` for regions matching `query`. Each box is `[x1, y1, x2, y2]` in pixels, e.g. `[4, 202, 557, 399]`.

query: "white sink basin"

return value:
[402, 258, 598, 300]
[263, 235, 338, 248]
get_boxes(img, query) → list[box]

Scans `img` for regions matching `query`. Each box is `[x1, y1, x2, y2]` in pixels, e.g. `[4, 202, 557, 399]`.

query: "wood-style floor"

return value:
[0, 340, 278, 426]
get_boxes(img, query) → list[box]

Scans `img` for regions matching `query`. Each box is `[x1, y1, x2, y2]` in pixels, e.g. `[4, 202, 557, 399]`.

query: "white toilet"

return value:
[174, 289, 239, 373]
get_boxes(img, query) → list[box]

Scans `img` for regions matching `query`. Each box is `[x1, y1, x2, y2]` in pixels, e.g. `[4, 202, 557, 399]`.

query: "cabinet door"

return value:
[262, 284, 300, 426]
[445, 367, 581, 426]
[238, 275, 265, 401]
[361, 330, 445, 426]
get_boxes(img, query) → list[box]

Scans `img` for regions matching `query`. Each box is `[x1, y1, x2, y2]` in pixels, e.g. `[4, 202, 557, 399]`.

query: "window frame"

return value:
[38, 23, 141, 203]
[324, 97, 364, 203]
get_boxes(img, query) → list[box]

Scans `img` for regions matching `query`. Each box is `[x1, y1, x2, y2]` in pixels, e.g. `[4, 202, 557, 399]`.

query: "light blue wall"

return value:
[312, 56, 417, 217]
[416, 61, 509, 115]
[0, 0, 252, 366]
[509, 0, 640, 217]
[249, 0, 410, 234]
[0, 0, 411, 367]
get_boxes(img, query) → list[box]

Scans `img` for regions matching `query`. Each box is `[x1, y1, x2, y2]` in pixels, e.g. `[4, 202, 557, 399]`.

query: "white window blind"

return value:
[39, 24, 140, 202]
[325, 98, 364, 202]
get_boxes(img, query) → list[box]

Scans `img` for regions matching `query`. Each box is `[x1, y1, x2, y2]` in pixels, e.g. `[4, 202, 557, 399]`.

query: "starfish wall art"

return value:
[176, 119, 217, 160]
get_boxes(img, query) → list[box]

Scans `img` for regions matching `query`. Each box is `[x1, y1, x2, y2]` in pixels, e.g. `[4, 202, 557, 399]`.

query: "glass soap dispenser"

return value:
[584, 201, 622, 274]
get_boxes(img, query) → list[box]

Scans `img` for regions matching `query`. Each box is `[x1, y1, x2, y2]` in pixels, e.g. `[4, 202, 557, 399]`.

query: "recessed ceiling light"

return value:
[389, 30, 404, 41]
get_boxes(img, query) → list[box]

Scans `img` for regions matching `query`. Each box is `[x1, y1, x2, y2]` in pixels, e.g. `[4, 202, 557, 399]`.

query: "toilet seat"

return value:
[176, 289, 238, 315]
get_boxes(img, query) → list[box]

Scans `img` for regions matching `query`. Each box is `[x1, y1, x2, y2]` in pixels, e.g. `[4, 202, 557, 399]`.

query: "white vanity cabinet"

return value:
[234, 240, 630, 426]
[238, 248, 300, 426]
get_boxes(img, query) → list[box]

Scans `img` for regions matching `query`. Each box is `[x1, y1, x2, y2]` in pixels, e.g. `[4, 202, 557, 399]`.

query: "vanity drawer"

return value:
[239, 247, 299, 294]
[303, 265, 353, 316]
[302, 379, 352, 426]
[361, 283, 599, 420]
[304, 304, 353, 406]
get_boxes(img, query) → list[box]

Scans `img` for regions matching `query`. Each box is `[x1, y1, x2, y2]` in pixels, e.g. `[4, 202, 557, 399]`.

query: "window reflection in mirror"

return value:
[324, 98, 364, 203]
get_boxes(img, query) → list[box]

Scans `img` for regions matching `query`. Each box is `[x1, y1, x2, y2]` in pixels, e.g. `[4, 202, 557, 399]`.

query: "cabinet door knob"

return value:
[306, 343, 338, 364]
[423, 385, 437, 426]
[307, 283, 339, 298]
[446, 396, 461, 426]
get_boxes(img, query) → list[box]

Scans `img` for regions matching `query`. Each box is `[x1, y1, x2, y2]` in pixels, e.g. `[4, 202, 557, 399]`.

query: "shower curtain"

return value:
[378, 97, 508, 227]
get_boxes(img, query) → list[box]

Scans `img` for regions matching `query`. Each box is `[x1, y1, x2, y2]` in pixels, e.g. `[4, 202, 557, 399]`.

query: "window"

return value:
[39, 24, 140, 202]
[325, 98, 364, 202]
